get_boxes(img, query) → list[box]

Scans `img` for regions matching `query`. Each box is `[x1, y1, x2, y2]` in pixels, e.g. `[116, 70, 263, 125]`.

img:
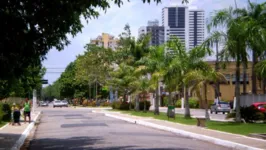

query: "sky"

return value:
[42, 0, 262, 85]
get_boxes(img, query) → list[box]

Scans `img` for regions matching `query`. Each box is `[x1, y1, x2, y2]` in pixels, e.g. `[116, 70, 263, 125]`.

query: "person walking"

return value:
[13, 104, 21, 126]
[23, 98, 31, 123]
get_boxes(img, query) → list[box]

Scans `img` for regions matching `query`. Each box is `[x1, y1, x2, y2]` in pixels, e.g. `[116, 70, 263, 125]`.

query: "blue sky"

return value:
[42, 0, 262, 85]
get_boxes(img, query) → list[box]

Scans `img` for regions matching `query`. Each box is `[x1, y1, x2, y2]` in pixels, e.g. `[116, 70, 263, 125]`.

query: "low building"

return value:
[192, 61, 262, 101]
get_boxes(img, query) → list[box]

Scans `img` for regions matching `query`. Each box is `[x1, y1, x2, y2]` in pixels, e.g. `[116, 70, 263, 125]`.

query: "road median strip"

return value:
[97, 111, 264, 150]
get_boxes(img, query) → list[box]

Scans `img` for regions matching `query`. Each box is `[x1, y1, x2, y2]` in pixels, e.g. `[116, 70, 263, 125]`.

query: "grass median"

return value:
[0, 121, 7, 128]
[111, 110, 266, 136]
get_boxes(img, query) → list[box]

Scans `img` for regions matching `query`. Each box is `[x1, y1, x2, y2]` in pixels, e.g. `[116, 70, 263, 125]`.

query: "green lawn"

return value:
[0, 121, 7, 128]
[112, 110, 266, 136]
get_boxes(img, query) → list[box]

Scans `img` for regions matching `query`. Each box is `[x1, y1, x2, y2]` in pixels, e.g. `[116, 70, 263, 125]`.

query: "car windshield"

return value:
[54, 101, 61, 103]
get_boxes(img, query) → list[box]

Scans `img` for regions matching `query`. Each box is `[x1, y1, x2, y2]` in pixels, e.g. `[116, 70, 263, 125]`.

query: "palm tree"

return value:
[137, 45, 168, 115]
[235, 1, 266, 94]
[206, 7, 249, 122]
[184, 68, 226, 120]
[166, 38, 212, 118]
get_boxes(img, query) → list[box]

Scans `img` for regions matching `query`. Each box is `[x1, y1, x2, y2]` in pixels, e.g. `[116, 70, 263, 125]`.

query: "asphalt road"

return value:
[29, 106, 231, 150]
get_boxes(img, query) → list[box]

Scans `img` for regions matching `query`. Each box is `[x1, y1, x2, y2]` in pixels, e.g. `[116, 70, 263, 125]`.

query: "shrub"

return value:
[0, 104, 4, 123]
[82, 100, 88, 107]
[175, 98, 199, 108]
[0, 103, 11, 122]
[88, 101, 97, 107]
[119, 102, 130, 110]
[100, 101, 110, 107]
[139, 100, 151, 111]
[226, 105, 265, 122]
[111, 101, 120, 109]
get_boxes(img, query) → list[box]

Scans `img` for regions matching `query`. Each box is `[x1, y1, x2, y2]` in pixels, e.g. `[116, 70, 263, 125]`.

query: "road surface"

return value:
[29, 106, 231, 150]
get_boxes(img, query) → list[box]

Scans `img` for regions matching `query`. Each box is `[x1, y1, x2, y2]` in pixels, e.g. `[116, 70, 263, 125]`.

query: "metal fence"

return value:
[240, 94, 266, 107]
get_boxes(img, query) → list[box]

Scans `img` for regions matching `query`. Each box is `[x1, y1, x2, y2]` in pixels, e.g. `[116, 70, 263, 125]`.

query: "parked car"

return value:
[252, 102, 266, 113]
[210, 101, 231, 114]
[53, 100, 64, 108]
[62, 100, 68, 107]
[40, 101, 49, 107]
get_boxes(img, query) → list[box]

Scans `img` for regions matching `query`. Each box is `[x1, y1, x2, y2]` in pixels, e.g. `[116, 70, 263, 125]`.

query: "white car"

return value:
[53, 100, 64, 108]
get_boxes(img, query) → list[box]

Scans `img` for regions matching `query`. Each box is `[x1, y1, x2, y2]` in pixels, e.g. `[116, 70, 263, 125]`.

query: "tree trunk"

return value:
[144, 100, 147, 113]
[135, 94, 140, 111]
[243, 63, 247, 95]
[123, 92, 127, 103]
[168, 90, 172, 106]
[215, 40, 220, 99]
[184, 85, 191, 118]
[235, 60, 242, 122]
[252, 51, 257, 94]
[262, 78, 266, 94]
[154, 82, 160, 115]
[204, 83, 210, 120]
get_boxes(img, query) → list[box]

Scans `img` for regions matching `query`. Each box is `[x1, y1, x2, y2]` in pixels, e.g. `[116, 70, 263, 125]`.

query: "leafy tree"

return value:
[1, 0, 171, 82]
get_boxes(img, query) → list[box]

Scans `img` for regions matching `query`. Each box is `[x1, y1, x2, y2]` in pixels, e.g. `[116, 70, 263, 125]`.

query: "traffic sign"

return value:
[41, 79, 48, 84]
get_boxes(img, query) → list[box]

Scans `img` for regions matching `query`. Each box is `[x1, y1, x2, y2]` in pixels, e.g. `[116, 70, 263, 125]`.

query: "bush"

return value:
[100, 101, 110, 107]
[88, 101, 97, 107]
[82, 100, 88, 107]
[139, 100, 151, 111]
[226, 105, 265, 122]
[0, 103, 11, 122]
[111, 101, 132, 110]
[0, 104, 4, 123]
[175, 98, 199, 108]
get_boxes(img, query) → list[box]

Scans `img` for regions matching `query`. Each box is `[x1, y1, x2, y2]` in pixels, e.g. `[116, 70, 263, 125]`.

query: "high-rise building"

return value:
[189, 9, 205, 50]
[162, 6, 205, 50]
[138, 20, 165, 46]
[90, 33, 119, 50]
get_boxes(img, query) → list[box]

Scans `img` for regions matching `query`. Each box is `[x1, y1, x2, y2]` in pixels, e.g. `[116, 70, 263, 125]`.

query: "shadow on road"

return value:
[28, 136, 191, 150]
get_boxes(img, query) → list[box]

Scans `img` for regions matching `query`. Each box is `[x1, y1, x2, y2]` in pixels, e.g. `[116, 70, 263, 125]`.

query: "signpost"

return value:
[41, 79, 48, 84]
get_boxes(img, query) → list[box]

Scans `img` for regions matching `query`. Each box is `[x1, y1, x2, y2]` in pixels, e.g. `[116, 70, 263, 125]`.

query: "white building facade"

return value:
[162, 6, 205, 50]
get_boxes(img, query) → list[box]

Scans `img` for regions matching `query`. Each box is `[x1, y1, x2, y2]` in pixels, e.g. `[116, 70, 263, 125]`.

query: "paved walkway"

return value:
[95, 110, 266, 150]
[0, 112, 39, 150]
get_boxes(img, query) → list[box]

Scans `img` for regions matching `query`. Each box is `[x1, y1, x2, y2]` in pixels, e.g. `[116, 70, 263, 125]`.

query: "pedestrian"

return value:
[9, 103, 16, 125]
[12, 104, 21, 126]
[23, 98, 31, 123]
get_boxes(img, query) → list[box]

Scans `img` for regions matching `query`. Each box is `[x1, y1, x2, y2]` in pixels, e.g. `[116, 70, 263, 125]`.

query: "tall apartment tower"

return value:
[189, 9, 205, 50]
[162, 6, 205, 50]
[138, 20, 165, 46]
[90, 33, 119, 50]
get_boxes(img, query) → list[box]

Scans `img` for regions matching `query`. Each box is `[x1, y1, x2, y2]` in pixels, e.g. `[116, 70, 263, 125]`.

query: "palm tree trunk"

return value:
[252, 52, 257, 94]
[215, 40, 220, 99]
[154, 82, 160, 115]
[263, 78, 266, 94]
[144, 100, 147, 112]
[204, 83, 210, 120]
[243, 64, 247, 94]
[135, 94, 140, 111]
[168, 90, 172, 106]
[235, 60, 242, 122]
[184, 85, 191, 118]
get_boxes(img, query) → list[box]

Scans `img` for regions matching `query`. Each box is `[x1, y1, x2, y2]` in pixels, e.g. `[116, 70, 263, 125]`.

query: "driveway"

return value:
[29, 106, 231, 150]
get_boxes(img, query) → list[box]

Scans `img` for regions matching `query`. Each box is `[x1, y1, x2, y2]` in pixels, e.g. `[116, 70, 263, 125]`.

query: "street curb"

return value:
[11, 111, 41, 150]
[72, 107, 112, 110]
[104, 113, 263, 150]
[0, 123, 9, 130]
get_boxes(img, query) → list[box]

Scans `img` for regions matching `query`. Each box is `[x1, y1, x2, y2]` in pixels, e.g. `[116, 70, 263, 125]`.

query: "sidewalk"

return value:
[94, 110, 266, 150]
[0, 111, 41, 150]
